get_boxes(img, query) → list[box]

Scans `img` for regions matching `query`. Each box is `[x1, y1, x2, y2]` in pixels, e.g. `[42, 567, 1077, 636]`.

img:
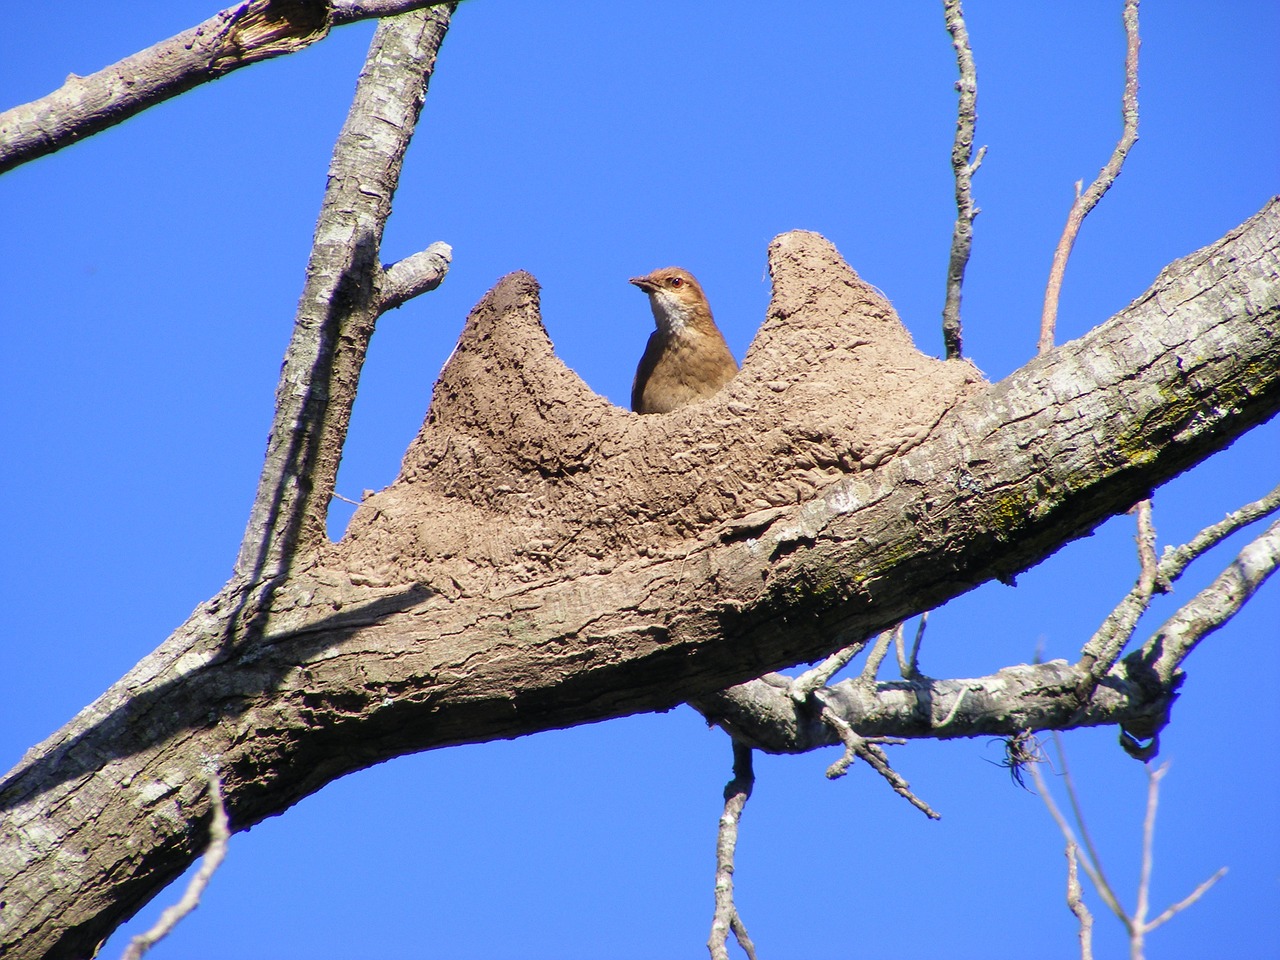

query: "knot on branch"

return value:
[331, 232, 983, 590]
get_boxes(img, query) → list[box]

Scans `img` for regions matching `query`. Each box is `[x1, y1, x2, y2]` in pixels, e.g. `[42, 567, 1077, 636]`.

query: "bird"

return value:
[629, 267, 739, 414]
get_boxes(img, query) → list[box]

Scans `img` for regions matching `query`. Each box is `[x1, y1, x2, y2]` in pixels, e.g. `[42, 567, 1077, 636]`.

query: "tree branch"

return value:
[707, 742, 758, 960]
[1127, 515, 1280, 690]
[379, 242, 453, 312]
[0, 0, 455, 176]
[1, 199, 1277, 959]
[1079, 483, 1280, 695]
[1065, 842, 1095, 960]
[1039, 0, 1140, 354]
[234, 5, 453, 584]
[942, 0, 985, 360]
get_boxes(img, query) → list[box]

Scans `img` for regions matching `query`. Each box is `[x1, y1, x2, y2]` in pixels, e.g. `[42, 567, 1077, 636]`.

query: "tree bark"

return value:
[1, 199, 1277, 958]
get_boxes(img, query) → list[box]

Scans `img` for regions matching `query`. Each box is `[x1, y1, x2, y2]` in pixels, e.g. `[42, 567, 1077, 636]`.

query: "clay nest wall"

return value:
[324, 230, 985, 595]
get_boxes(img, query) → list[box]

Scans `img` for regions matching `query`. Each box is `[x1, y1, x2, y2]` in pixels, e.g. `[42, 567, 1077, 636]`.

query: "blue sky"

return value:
[1, 2, 1277, 957]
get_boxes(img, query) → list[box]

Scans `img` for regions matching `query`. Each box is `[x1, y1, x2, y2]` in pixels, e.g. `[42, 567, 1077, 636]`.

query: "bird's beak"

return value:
[629, 275, 656, 293]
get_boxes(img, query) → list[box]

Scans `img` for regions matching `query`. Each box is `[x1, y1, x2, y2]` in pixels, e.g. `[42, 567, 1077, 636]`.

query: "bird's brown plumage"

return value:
[629, 267, 738, 414]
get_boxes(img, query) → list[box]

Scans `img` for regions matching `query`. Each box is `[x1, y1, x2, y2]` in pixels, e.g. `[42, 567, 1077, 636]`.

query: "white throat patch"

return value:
[650, 288, 694, 335]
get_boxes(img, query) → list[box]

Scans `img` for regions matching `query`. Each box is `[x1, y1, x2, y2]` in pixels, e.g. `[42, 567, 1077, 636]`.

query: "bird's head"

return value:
[629, 267, 713, 336]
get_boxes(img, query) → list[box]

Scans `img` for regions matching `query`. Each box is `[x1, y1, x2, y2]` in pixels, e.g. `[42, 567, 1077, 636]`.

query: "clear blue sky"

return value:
[2, 2, 1277, 957]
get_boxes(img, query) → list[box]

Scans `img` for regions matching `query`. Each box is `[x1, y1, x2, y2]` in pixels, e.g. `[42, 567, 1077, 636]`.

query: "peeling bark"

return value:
[1, 200, 1277, 958]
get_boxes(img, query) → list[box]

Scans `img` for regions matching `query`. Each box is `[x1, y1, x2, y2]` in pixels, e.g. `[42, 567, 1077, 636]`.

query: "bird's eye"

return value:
[670, 276, 684, 287]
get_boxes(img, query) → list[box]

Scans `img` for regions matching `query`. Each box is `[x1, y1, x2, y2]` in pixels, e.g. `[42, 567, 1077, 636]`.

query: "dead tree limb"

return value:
[942, 0, 985, 360]
[1039, 0, 1141, 353]
[707, 742, 758, 960]
[234, 4, 454, 586]
[0, 0, 455, 176]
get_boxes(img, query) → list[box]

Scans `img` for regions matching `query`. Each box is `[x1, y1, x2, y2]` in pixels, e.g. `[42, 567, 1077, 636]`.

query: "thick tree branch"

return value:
[234, 6, 453, 584]
[0, 0, 454, 176]
[1, 199, 1277, 958]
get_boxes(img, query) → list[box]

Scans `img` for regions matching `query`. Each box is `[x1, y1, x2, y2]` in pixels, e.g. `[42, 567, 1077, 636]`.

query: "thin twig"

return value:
[859, 626, 898, 683]
[791, 637, 872, 700]
[708, 742, 758, 960]
[1053, 732, 1126, 926]
[1143, 867, 1227, 930]
[1158, 481, 1280, 581]
[896, 612, 928, 679]
[121, 776, 230, 960]
[1066, 842, 1095, 960]
[820, 706, 939, 819]
[942, 0, 985, 360]
[1034, 741, 1227, 958]
[1132, 763, 1166, 939]
[1038, 0, 1140, 354]
[1028, 753, 1124, 920]
[1078, 481, 1280, 694]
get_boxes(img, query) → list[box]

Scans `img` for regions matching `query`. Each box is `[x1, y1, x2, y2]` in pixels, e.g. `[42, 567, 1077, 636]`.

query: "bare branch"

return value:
[1039, 0, 1141, 354]
[1132, 762, 1164, 935]
[941, 0, 985, 360]
[1053, 733, 1128, 928]
[235, 6, 454, 583]
[859, 625, 897, 683]
[1158, 481, 1280, 581]
[379, 242, 453, 312]
[790, 637, 873, 700]
[1133, 762, 1226, 939]
[1133, 500, 1163, 593]
[895, 612, 928, 679]
[1079, 484, 1279, 695]
[1028, 759, 1126, 923]
[708, 742, 758, 960]
[120, 776, 229, 960]
[1036, 746, 1226, 958]
[820, 706, 939, 819]
[0, 0, 455, 176]
[1066, 843, 1095, 960]
[1143, 867, 1227, 931]
[1129, 515, 1280, 688]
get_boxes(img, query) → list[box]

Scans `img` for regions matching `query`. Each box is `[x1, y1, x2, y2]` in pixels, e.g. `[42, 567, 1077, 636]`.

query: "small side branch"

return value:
[820, 706, 940, 819]
[895, 612, 928, 679]
[1130, 515, 1280, 689]
[1065, 843, 1095, 960]
[1038, 0, 1140, 354]
[708, 742, 758, 960]
[941, 0, 985, 360]
[379, 242, 453, 312]
[120, 776, 230, 960]
[1078, 484, 1280, 697]
[790, 637, 873, 700]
